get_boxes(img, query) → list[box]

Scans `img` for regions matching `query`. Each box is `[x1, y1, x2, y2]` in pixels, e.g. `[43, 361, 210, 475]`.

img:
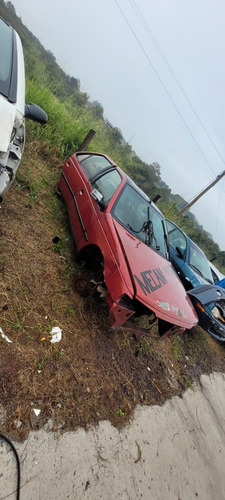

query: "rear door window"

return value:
[92, 169, 121, 205]
[76, 153, 113, 179]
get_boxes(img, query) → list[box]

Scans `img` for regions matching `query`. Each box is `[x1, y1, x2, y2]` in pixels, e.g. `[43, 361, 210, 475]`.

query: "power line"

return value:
[113, 0, 221, 180]
[129, 0, 225, 172]
[215, 176, 225, 242]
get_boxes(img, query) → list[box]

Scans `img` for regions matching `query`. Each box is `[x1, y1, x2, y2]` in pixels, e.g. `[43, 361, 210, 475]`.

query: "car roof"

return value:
[75, 151, 164, 216]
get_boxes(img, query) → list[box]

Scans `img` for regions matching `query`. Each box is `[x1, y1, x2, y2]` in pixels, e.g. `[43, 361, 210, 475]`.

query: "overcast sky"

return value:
[11, 0, 225, 250]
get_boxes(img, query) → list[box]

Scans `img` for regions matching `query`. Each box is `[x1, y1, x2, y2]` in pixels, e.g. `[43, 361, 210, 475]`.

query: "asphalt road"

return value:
[1, 372, 225, 500]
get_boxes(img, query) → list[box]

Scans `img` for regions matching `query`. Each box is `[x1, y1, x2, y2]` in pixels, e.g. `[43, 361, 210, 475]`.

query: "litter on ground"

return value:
[50, 327, 62, 343]
[0, 328, 12, 343]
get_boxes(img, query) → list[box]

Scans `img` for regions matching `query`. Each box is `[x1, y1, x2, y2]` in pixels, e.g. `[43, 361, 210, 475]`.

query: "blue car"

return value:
[166, 220, 225, 341]
[217, 278, 225, 289]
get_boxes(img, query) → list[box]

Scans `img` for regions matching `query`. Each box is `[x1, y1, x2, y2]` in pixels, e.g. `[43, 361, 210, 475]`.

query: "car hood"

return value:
[0, 96, 17, 153]
[113, 221, 198, 329]
[188, 283, 225, 305]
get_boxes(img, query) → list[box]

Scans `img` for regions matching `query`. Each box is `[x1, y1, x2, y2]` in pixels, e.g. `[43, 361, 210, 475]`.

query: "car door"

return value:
[61, 153, 122, 248]
[61, 155, 99, 245]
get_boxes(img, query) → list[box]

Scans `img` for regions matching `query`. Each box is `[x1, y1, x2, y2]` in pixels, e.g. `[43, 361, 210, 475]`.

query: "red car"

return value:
[58, 152, 198, 337]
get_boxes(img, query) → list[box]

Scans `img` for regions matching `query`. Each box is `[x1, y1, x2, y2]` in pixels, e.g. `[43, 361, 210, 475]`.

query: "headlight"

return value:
[212, 306, 220, 319]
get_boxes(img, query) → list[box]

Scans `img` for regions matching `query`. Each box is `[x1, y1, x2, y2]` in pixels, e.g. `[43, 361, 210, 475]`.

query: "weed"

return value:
[14, 322, 23, 330]
[172, 346, 179, 360]
[171, 336, 182, 360]
[0, 254, 8, 262]
[121, 336, 130, 346]
[117, 409, 125, 416]
[52, 238, 69, 257]
[56, 349, 64, 359]
[36, 349, 51, 371]
[136, 339, 152, 354]
[38, 177, 48, 189]
[66, 305, 74, 315]
[183, 375, 193, 388]
[52, 198, 61, 215]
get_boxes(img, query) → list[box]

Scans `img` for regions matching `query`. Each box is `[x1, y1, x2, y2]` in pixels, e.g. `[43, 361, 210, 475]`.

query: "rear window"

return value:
[0, 18, 13, 98]
[76, 153, 113, 179]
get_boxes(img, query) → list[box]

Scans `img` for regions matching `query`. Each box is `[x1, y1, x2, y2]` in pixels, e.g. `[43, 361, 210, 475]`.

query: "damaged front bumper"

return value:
[0, 123, 25, 197]
[188, 284, 225, 341]
[0, 98, 25, 198]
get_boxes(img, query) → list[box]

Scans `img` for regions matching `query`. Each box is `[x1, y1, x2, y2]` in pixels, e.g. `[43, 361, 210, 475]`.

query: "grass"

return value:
[25, 81, 88, 158]
[171, 336, 182, 360]
[183, 375, 193, 388]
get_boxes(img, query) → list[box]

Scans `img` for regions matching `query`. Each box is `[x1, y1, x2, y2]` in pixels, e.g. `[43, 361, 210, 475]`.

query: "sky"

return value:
[11, 0, 225, 250]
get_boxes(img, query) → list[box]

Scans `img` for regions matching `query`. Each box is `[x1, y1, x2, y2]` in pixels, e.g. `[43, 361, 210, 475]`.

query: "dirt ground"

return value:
[0, 143, 225, 442]
[1, 372, 225, 500]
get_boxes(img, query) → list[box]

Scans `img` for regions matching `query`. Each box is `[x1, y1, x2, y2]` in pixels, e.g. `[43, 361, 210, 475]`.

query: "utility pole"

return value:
[177, 170, 225, 216]
[77, 129, 96, 151]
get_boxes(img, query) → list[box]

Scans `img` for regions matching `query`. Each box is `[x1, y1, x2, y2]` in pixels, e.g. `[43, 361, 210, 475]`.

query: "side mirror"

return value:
[90, 188, 105, 209]
[25, 103, 48, 124]
[176, 246, 184, 259]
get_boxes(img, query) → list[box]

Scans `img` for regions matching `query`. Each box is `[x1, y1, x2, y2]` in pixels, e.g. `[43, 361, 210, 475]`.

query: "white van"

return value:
[0, 16, 47, 199]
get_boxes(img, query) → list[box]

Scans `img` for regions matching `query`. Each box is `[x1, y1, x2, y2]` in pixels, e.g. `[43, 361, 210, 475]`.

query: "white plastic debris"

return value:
[14, 419, 22, 429]
[33, 409, 41, 417]
[0, 327, 12, 343]
[50, 326, 62, 343]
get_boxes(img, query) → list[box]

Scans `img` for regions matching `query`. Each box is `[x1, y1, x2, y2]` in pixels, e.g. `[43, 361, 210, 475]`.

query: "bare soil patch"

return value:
[0, 143, 224, 442]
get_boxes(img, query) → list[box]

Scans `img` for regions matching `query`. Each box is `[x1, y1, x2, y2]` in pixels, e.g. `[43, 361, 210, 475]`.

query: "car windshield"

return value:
[189, 243, 213, 283]
[112, 184, 168, 258]
[0, 19, 13, 97]
[167, 220, 187, 253]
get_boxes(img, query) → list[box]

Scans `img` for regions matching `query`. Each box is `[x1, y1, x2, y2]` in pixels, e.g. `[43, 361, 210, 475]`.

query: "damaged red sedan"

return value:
[58, 152, 198, 337]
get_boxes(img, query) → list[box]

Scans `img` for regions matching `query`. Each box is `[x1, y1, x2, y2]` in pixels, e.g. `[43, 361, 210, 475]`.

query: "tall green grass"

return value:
[25, 80, 88, 158]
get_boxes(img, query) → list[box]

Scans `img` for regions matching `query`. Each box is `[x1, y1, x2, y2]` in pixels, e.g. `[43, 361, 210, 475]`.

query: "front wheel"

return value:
[72, 275, 93, 297]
